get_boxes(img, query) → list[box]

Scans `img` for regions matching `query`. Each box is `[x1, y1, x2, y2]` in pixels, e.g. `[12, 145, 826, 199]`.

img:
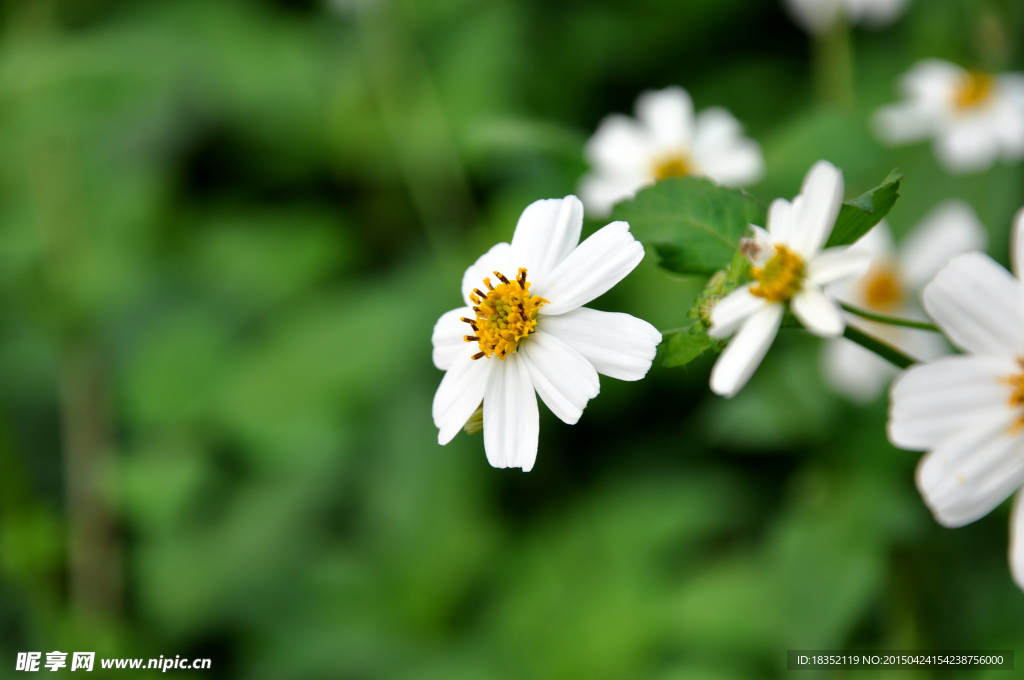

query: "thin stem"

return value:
[839, 303, 940, 332]
[843, 326, 914, 369]
[812, 15, 855, 109]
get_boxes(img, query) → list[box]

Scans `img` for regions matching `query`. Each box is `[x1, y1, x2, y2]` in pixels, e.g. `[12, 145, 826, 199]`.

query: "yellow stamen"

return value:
[862, 266, 903, 312]
[750, 245, 805, 303]
[466, 267, 547, 360]
[653, 154, 692, 181]
[1001, 358, 1024, 434]
[954, 70, 996, 111]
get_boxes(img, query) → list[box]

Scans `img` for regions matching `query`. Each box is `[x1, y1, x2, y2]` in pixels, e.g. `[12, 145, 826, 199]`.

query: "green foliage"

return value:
[824, 169, 904, 248]
[0, 1, 1021, 679]
[613, 176, 766, 276]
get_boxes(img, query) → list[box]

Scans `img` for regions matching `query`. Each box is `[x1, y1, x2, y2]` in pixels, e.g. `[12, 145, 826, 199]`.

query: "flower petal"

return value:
[483, 353, 539, 471]
[807, 247, 872, 286]
[584, 114, 655, 175]
[535, 221, 645, 315]
[635, 86, 693, 151]
[888, 355, 1016, 450]
[923, 252, 1024, 356]
[511, 196, 584, 286]
[784, 0, 842, 34]
[901, 59, 962, 105]
[791, 285, 844, 336]
[1009, 491, 1024, 590]
[461, 242, 513, 307]
[691, 107, 764, 187]
[432, 352, 495, 445]
[520, 329, 600, 425]
[539, 307, 662, 381]
[935, 119, 1001, 174]
[916, 410, 1024, 527]
[578, 170, 647, 218]
[708, 284, 768, 339]
[766, 197, 794, 245]
[709, 303, 784, 398]
[872, 102, 936, 145]
[432, 306, 475, 370]
[1012, 206, 1024, 280]
[899, 200, 988, 290]
[791, 160, 844, 258]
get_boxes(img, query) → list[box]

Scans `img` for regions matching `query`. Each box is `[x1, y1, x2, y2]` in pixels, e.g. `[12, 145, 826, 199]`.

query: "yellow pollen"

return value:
[464, 268, 547, 360]
[750, 245, 805, 303]
[954, 70, 996, 111]
[862, 266, 903, 312]
[1003, 358, 1024, 434]
[653, 154, 692, 181]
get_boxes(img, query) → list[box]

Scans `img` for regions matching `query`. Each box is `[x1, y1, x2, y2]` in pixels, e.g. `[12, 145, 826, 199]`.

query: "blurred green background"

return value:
[1, 0, 1023, 677]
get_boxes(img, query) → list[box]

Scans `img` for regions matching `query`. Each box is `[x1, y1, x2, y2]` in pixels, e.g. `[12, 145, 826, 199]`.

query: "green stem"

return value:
[839, 303, 940, 332]
[843, 326, 915, 369]
[812, 16, 855, 109]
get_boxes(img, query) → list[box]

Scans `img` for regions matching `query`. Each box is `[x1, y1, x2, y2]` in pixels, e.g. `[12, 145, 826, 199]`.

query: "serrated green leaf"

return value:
[612, 177, 767, 276]
[824, 170, 903, 249]
[662, 323, 716, 368]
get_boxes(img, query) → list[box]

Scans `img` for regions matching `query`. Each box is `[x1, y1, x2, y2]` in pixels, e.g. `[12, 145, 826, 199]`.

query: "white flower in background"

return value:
[823, 201, 987, 402]
[785, 0, 910, 34]
[708, 161, 871, 398]
[874, 60, 1024, 174]
[888, 208, 1024, 591]
[431, 195, 661, 471]
[579, 86, 764, 217]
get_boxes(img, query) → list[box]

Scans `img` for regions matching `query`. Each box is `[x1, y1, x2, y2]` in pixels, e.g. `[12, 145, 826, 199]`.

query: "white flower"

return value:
[874, 59, 1024, 174]
[785, 0, 910, 34]
[431, 196, 661, 471]
[822, 201, 987, 402]
[888, 208, 1024, 590]
[707, 161, 871, 398]
[579, 87, 764, 217]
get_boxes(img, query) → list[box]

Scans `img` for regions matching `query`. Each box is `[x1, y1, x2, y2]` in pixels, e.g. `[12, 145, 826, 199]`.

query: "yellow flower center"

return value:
[653, 154, 692, 181]
[750, 245, 805, 303]
[1002, 358, 1024, 433]
[954, 70, 996, 111]
[861, 265, 903, 312]
[463, 268, 547, 360]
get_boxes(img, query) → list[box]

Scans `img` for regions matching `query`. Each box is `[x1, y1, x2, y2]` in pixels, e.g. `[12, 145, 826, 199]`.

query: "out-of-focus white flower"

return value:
[579, 87, 764, 217]
[707, 161, 871, 398]
[874, 60, 1024, 174]
[823, 201, 987, 402]
[431, 196, 661, 471]
[889, 207, 1024, 591]
[785, 0, 910, 34]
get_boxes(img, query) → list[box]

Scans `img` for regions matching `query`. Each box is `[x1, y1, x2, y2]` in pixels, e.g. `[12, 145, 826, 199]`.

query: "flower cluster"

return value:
[430, 39, 1024, 593]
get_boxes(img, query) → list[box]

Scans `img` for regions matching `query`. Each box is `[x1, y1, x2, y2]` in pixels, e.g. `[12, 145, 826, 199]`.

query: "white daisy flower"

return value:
[823, 201, 987, 402]
[874, 59, 1024, 174]
[431, 196, 661, 471]
[707, 160, 871, 398]
[579, 86, 764, 217]
[888, 208, 1024, 590]
[785, 0, 910, 34]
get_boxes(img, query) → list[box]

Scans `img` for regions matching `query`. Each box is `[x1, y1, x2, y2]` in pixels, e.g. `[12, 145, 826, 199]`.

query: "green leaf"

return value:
[662, 323, 717, 367]
[824, 170, 903, 248]
[613, 176, 766, 276]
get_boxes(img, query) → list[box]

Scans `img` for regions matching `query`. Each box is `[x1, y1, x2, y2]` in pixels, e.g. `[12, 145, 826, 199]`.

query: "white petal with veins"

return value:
[710, 303, 784, 398]
[540, 307, 661, 381]
[511, 196, 583, 286]
[482, 353, 539, 471]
